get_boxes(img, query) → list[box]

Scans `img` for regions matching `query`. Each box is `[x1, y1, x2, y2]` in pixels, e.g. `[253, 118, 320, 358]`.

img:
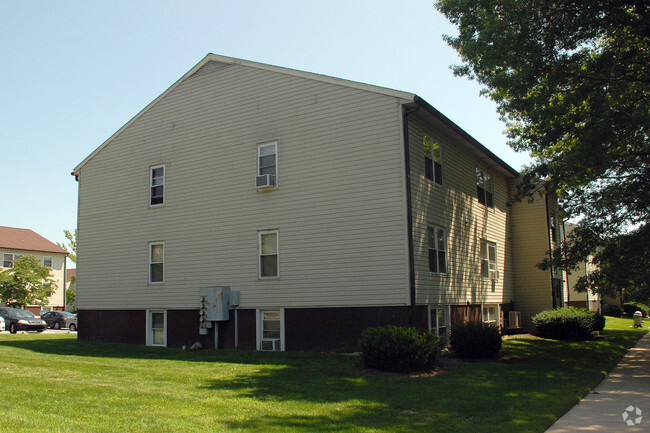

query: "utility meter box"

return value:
[200, 286, 230, 321]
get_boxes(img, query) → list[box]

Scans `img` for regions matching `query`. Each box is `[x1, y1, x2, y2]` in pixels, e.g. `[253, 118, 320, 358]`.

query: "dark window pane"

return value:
[434, 162, 442, 184]
[486, 191, 494, 208]
[481, 259, 489, 278]
[438, 251, 447, 274]
[151, 312, 164, 329]
[425, 156, 433, 180]
[477, 186, 486, 205]
[261, 255, 278, 277]
[151, 186, 164, 205]
[260, 166, 276, 176]
[428, 249, 438, 273]
[150, 263, 164, 282]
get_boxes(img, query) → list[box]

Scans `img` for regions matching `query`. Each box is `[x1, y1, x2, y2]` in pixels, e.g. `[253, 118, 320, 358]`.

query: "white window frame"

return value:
[480, 240, 498, 280]
[257, 141, 278, 185]
[2, 253, 23, 269]
[428, 306, 450, 342]
[427, 226, 448, 274]
[483, 304, 499, 325]
[150, 164, 165, 207]
[149, 242, 165, 284]
[43, 256, 53, 268]
[256, 308, 285, 351]
[146, 309, 167, 347]
[258, 230, 279, 279]
[476, 168, 494, 208]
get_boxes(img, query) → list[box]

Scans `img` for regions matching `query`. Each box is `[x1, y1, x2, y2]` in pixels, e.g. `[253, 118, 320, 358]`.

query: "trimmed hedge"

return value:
[359, 326, 442, 373]
[623, 302, 648, 318]
[605, 305, 623, 317]
[449, 321, 502, 359]
[532, 307, 599, 340]
[593, 313, 606, 332]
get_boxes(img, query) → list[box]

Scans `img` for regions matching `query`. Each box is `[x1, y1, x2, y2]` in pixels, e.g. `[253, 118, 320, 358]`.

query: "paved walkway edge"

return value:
[545, 329, 650, 432]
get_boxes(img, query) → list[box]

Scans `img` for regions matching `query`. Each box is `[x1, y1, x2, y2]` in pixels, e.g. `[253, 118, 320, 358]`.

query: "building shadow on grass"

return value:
[0, 333, 637, 432]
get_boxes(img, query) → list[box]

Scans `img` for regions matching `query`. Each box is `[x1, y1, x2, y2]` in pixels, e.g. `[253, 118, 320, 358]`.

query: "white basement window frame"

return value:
[257, 309, 284, 351]
[146, 309, 167, 347]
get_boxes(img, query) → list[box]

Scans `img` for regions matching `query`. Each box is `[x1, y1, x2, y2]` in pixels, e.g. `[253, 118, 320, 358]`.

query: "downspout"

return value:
[562, 220, 570, 307]
[403, 102, 421, 325]
[544, 194, 556, 305]
[63, 254, 68, 311]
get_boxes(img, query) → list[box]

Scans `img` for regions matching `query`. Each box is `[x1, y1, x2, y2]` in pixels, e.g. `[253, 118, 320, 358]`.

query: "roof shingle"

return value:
[0, 226, 68, 255]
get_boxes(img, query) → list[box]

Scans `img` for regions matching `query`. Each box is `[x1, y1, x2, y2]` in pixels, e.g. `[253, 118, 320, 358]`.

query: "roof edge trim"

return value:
[413, 95, 520, 177]
[73, 54, 416, 174]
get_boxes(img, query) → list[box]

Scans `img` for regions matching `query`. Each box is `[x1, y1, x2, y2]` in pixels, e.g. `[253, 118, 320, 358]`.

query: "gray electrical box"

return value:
[200, 286, 230, 321]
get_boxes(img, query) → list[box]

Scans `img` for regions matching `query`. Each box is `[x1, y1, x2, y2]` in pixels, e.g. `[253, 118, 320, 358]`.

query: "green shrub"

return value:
[592, 313, 606, 332]
[449, 321, 502, 359]
[358, 326, 441, 373]
[605, 305, 623, 317]
[623, 302, 648, 317]
[531, 307, 596, 340]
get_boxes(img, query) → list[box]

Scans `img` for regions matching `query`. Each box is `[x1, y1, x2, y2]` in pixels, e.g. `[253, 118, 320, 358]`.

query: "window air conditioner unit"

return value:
[256, 174, 276, 189]
[261, 339, 281, 351]
[508, 311, 522, 329]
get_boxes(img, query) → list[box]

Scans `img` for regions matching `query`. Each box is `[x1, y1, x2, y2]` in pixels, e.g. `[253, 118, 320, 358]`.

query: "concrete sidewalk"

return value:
[546, 330, 650, 432]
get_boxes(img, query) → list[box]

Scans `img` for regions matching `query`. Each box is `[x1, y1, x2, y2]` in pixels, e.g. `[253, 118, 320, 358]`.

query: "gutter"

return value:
[413, 95, 520, 177]
[402, 102, 421, 325]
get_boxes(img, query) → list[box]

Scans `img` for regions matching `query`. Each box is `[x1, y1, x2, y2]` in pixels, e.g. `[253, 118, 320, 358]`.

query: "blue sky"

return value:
[0, 0, 531, 255]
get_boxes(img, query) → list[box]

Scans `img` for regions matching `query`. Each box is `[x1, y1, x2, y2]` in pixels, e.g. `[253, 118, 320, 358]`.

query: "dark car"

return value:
[0, 308, 47, 334]
[41, 311, 78, 331]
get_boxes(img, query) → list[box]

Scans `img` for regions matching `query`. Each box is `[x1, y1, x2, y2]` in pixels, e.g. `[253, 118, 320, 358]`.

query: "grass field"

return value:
[0, 316, 646, 433]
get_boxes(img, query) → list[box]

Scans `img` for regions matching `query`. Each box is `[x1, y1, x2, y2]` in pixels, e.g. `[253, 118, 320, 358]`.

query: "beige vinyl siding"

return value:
[509, 192, 557, 328]
[76, 64, 410, 310]
[407, 111, 513, 306]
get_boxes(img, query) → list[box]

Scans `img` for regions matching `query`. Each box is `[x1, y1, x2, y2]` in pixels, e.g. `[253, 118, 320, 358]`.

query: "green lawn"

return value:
[0, 317, 646, 433]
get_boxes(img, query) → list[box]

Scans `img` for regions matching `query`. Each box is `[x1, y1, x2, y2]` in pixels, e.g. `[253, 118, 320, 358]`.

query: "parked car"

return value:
[0, 308, 47, 334]
[41, 311, 78, 331]
[0, 316, 4, 332]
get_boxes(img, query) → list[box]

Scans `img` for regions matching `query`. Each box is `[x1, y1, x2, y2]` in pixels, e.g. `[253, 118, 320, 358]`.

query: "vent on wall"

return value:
[190, 61, 231, 78]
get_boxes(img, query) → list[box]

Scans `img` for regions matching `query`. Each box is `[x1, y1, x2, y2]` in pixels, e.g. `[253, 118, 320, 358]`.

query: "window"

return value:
[427, 226, 447, 273]
[43, 256, 53, 267]
[147, 310, 166, 346]
[150, 165, 165, 206]
[429, 306, 449, 341]
[257, 142, 277, 187]
[2, 254, 23, 268]
[476, 169, 494, 208]
[149, 242, 164, 283]
[483, 305, 499, 325]
[259, 230, 279, 278]
[258, 309, 283, 351]
[480, 240, 497, 279]
[549, 211, 558, 242]
[423, 136, 442, 184]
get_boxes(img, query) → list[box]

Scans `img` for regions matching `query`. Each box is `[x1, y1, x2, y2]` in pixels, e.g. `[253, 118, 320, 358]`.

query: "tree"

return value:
[436, 0, 649, 296]
[57, 229, 77, 264]
[0, 255, 55, 308]
[57, 229, 77, 308]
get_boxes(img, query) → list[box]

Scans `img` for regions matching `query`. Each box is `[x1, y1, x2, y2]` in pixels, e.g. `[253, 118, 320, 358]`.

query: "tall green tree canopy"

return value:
[0, 255, 55, 308]
[436, 0, 649, 297]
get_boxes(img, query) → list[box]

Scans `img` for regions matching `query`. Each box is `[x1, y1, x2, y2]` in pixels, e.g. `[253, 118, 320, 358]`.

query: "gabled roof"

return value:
[73, 53, 518, 177]
[0, 226, 68, 255]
